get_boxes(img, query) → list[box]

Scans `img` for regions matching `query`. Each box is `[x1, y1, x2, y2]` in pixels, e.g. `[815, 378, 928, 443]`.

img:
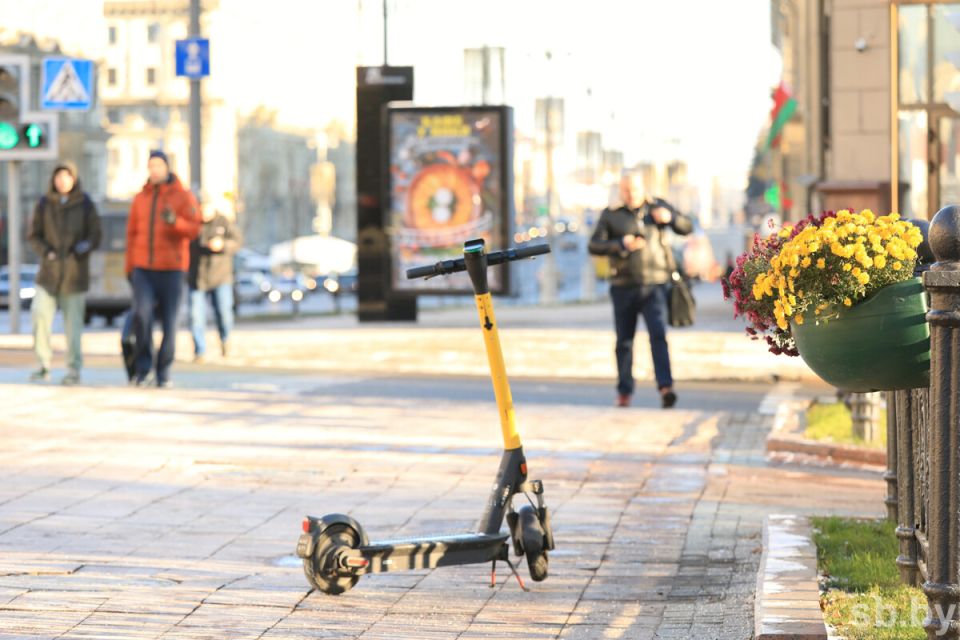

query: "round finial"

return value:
[928, 205, 960, 264]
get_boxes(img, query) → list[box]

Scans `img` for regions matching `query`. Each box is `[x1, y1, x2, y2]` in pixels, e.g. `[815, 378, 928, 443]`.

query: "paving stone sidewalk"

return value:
[0, 378, 881, 639]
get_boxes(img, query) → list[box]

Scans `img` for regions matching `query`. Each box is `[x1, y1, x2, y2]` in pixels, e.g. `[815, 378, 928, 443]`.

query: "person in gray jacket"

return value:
[589, 172, 692, 408]
[27, 161, 102, 385]
[187, 197, 242, 361]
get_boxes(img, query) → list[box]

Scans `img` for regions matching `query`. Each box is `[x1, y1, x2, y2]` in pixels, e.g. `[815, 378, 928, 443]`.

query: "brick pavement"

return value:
[0, 377, 881, 639]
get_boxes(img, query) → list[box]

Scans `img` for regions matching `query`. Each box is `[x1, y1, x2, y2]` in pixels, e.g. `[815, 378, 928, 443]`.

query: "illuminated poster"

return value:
[387, 105, 513, 293]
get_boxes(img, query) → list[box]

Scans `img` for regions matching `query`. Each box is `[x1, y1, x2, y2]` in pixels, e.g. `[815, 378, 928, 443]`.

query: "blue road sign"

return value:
[41, 58, 94, 111]
[176, 38, 210, 79]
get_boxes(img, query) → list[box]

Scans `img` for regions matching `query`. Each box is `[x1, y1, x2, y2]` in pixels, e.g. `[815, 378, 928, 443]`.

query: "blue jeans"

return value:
[189, 284, 234, 356]
[610, 284, 673, 395]
[130, 268, 184, 384]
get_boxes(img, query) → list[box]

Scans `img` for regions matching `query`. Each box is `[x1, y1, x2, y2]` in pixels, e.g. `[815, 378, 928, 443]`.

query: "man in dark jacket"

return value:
[188, 197, 242, 361]
[27, 161, 102, 385]
[589, 172, 692, 408]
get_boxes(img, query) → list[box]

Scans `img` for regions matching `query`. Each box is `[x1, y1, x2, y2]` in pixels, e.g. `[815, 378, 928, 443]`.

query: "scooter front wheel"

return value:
[303, 523, 361, 595]
[518, 505, 549, 582]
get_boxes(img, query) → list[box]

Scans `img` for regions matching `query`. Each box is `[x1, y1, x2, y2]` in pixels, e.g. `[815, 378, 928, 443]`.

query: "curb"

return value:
[755, 515, 828, 640]
[766, 399, 886, 468]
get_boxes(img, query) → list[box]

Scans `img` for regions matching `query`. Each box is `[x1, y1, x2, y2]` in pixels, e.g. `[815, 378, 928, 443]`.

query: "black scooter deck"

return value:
[348, 532, 509, 573]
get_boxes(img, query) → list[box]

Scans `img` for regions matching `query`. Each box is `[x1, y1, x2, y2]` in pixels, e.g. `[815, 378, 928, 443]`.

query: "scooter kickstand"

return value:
[503, 556, 529, 592]
[490, 560, 497, 588]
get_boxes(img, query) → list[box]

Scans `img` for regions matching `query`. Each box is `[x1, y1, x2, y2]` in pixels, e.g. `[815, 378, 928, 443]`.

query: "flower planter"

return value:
[789, 278, 930, 392]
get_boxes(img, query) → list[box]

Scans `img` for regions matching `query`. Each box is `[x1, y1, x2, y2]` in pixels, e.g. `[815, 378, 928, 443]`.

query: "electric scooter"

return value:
[296, 238, 556, 595]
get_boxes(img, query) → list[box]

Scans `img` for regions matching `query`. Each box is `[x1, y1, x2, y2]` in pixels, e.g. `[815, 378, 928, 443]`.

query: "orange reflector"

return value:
[345, 557, 369, 568]
[302, 518, 311, 533]
[520, 463, 528, 475]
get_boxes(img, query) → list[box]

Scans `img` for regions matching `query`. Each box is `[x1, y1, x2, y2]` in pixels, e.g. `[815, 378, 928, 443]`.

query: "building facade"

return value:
[768, 0, 960, 222]
[101, 0, 236, 202]
[236, 109, 317, 254]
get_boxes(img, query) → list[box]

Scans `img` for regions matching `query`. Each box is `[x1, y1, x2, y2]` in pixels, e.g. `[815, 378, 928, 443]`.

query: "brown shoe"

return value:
[616, 393, 631, 408]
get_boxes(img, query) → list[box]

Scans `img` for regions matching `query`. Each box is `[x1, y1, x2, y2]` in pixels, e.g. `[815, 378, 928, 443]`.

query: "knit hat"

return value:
[149, 149, 169, 166]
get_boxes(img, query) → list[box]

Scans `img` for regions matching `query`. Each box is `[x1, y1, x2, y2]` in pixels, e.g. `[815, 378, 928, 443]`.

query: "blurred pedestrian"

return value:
[588, 172, 692, 408]
[724, 252, 736, 281]
[188, 196, 242, 361]
[124, 150, 200, 387]
[27, 161, 101, 385]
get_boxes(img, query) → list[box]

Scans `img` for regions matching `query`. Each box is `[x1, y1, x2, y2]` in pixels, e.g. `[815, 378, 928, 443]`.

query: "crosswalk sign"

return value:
[41, 58, 94, 111]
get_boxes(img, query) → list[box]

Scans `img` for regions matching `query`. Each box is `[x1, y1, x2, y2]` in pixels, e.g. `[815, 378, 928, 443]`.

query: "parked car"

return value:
[267, 273, 311, 303]
[321, 269, 358, 294]
[234, 271, 271, 305]
[85, 204, 132, 325]
[0, 264, 39, 310]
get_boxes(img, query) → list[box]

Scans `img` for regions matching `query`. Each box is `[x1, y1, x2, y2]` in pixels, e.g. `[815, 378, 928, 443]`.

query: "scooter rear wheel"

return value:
[303, 523, 361, 595]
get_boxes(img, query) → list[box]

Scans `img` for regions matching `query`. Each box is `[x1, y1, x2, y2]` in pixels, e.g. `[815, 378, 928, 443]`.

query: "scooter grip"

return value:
[406, 264, 439, 279]
[512, 243, 551, 259]
[406, 259, 465, 280]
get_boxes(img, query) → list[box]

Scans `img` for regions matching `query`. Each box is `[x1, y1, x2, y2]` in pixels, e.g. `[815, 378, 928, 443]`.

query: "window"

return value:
[147, 22, 160, 44]
[106, 108, 121, 124]
[146, 67, 156, 86]
[894, 2, 960, 216]
[108, 26, 117, 45]
[107, 68, 117, 86]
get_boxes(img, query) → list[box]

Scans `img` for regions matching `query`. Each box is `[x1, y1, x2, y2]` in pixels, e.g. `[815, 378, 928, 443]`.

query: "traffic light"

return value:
[0, 55, 57, 160]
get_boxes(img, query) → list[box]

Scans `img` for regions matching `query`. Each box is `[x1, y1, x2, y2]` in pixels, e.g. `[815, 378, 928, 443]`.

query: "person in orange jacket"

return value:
[125, 150, 200, 387]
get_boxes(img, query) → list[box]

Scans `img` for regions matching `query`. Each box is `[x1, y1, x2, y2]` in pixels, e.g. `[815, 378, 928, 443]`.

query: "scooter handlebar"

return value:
[405, 243, 551, 280]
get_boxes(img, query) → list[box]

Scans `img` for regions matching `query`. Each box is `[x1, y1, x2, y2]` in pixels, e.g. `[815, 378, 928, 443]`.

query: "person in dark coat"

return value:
[589, 172, 692, 409]
[188, 197, 242, 361]
[27, 161, 102, 385]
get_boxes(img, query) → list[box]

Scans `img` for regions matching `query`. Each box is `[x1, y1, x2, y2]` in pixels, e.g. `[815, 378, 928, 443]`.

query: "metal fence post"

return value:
[894, 389, 920, 585]
[885, 390, 899, 523]
[921, 205, 960, 639]
[850, 391, 883, 443]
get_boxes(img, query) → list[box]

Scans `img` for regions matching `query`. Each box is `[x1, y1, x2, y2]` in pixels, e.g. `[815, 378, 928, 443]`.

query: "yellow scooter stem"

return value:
[474, 292, 522, 451]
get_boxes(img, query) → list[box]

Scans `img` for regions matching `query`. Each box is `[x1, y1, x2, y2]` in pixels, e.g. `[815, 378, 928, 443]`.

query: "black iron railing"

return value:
[883, 205, 960, 639]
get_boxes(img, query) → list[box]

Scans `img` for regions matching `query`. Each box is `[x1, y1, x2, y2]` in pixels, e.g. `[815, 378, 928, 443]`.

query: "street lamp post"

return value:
[189, 0, 202, 196]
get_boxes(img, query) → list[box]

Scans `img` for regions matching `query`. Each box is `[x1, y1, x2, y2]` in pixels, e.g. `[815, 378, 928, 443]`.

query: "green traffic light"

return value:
[0, 122, 17, 150]
[24, 123, 42, 148]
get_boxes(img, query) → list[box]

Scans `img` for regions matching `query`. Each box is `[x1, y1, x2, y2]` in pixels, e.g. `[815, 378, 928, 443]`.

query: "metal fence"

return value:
[883, 205, 960, 639]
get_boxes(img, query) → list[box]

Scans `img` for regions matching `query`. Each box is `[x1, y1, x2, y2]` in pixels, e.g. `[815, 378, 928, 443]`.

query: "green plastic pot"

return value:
[789, 277, 930, 392]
